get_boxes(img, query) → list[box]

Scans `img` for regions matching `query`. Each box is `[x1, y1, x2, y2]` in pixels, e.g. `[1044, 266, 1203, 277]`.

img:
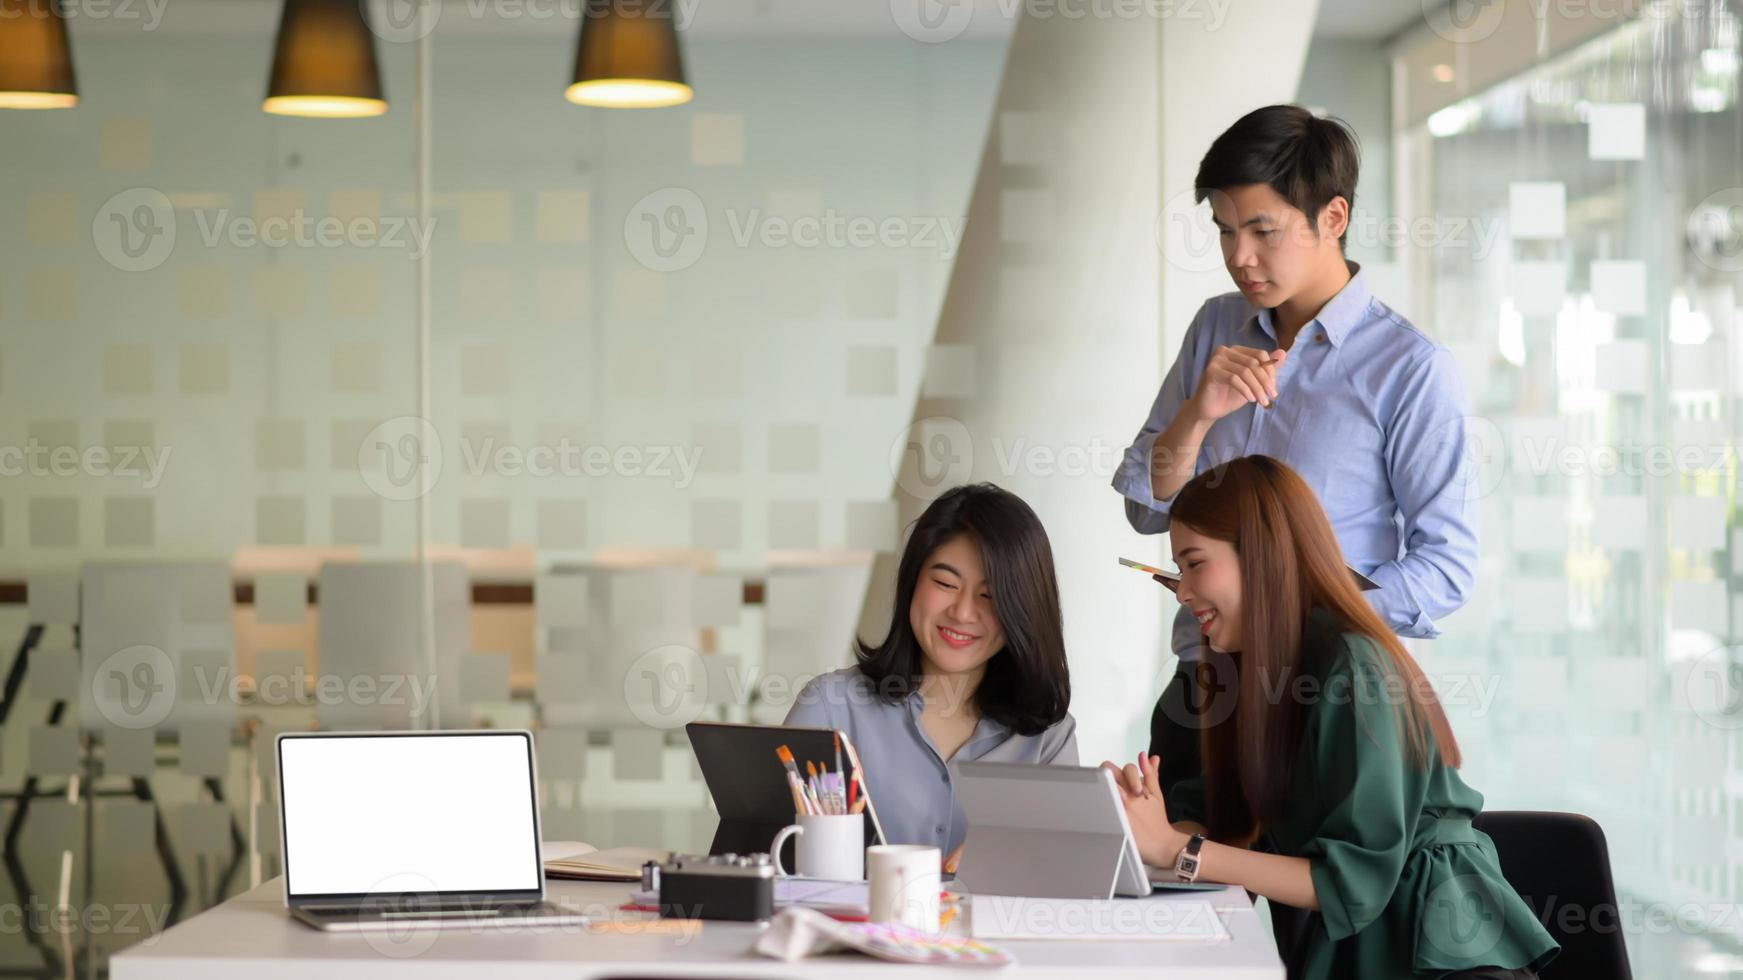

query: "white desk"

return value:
[112, 877, 1285, 980]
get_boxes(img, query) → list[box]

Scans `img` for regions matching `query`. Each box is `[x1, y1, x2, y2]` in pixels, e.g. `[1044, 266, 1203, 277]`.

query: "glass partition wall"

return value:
[1394, 0, 1743, 970]
[0, 2, 1005, 973]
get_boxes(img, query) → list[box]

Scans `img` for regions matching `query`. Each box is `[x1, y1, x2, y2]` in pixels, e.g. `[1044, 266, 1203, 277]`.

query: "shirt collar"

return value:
[906, 690, 1010, 755]
[1314, 261, 1370, 348]
[1252, 260, 1370, 349]
[966, 714, 1008, 748]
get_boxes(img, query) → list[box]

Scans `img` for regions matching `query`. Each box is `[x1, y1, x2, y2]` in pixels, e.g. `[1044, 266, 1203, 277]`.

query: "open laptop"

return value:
[277, 730, 585, 931]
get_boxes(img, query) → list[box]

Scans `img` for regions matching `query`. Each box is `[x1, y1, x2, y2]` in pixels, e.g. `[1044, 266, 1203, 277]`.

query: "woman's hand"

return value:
[1101, 753, 1187, 868]
[1099, 756, 1149, 800]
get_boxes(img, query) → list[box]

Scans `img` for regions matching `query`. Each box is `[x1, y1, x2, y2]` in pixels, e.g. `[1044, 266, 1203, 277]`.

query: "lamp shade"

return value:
[565, 0, 691, 108]
[264, 0, 387, 118]
[0, 0, 77, 110]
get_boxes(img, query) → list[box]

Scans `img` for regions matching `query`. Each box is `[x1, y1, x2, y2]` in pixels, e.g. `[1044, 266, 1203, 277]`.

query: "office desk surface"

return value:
[111, 877, 1285, 980]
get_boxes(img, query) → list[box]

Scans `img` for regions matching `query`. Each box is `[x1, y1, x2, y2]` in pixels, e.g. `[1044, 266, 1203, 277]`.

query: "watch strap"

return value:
[1174, 833, 1206, 883]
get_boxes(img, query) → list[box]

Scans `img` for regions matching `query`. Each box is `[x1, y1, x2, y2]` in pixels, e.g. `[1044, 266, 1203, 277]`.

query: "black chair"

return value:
[1265, 811, 1630, 979]
[1472, 810, 1631, 980]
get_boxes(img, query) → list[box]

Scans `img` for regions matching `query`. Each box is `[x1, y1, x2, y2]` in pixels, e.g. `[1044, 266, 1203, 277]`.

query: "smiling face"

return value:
[1209, 182, 1347, 309]
[908, 533, 1007, 680]
[1170, 522, 1245, 653]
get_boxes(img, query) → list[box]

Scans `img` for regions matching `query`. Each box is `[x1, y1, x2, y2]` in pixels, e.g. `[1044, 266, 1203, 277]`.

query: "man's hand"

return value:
[1189, 346, 1285, 422]
[1144, 345, 1286, 506]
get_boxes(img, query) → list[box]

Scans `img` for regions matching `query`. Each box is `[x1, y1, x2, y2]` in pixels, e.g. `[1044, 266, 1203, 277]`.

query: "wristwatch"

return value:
[1174, 833, 1206, 883]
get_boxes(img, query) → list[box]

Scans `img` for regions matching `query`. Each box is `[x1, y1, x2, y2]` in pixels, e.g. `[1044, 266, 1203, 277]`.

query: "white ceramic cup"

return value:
[768, 813, 865, 881]
[867, 844, 942, 932]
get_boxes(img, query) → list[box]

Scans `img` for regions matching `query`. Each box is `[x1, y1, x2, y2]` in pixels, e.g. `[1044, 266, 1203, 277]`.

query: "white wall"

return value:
[1156, 1, 1322, 373]
[874, 8, 1168, 761]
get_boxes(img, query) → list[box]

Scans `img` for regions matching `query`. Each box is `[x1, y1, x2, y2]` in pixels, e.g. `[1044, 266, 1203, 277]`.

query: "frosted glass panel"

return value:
[1397, 9, 1740, 964]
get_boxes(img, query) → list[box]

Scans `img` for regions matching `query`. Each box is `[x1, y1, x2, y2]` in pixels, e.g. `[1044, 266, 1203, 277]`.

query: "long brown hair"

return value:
[1171, 455, 1460, 843]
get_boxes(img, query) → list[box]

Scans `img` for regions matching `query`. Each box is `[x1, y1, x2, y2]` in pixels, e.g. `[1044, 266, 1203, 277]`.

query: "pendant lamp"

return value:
[264, 0, 387, 118]
[565, 0, 691, 108]
[0, 0, 77, 110]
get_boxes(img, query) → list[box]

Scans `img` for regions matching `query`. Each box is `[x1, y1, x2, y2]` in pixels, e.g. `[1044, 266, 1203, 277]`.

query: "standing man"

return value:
[1113, 105, 1478, 805]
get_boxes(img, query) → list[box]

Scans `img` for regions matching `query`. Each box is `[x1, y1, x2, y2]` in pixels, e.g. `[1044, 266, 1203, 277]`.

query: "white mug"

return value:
[867, 844, 941, 932]
[769, 813, 865, 881]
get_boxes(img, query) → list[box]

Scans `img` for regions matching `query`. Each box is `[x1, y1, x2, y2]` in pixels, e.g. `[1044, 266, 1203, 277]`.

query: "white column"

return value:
[871, 0, 1321, 760]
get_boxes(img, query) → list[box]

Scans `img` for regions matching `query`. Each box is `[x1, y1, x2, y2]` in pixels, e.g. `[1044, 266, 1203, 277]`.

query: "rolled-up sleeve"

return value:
[1299, 643, 1414, 940]
[1113, 307, 1209, 535]
[1365, 347, 1479, 638]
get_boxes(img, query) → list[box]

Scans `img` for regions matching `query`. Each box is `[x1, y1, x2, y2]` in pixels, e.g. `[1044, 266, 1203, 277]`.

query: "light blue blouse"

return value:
[782, 666, 1079, 856]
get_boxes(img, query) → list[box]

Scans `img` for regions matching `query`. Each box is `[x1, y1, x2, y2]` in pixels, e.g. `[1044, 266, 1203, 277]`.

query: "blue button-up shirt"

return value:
[783, 667, 1078, 856]
[1113, 264, 1478, 661]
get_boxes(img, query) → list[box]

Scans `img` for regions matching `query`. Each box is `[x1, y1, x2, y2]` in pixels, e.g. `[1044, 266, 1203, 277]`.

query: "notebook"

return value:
[967, 894, 1229, 942]
[542, 841, 670, 882]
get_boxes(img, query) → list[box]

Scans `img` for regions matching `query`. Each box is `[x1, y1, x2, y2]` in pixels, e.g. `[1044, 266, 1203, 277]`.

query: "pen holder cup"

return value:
[769, 813, 864, 881]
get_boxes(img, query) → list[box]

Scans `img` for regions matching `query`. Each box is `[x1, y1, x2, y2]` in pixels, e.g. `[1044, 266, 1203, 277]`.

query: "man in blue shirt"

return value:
[1113, 105, 1479, 803]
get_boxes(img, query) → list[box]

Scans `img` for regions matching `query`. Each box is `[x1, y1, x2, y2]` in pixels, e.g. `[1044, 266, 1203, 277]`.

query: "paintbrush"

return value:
[775, 744, 811, 816]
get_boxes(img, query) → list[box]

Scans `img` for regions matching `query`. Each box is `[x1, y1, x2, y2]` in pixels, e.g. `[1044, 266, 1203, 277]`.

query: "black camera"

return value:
[645, 853, 775, 922]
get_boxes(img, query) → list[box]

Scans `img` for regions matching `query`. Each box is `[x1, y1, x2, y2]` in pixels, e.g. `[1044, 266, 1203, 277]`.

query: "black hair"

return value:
[1194, 104, 1359, 249]
[855, 483, 1071, 736]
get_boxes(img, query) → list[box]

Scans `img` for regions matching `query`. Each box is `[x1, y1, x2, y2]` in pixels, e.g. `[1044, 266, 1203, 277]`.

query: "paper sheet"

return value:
[775, 877, 870, 908]
[968, 893, 1229, 942]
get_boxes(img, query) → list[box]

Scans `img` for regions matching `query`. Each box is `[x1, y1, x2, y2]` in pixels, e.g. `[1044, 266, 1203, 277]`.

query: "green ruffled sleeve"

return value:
[1297, 638, 1415, 940]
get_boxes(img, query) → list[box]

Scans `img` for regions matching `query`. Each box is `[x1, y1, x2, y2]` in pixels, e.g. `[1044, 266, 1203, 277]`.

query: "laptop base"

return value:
[291, 900, 585, 932]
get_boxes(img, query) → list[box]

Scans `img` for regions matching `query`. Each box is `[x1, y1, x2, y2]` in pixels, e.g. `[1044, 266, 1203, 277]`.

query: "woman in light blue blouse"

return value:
[784, 483, 1077, 868]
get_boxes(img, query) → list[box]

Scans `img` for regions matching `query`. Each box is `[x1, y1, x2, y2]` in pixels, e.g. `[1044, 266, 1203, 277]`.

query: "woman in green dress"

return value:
[1103, 455, 1558, 979]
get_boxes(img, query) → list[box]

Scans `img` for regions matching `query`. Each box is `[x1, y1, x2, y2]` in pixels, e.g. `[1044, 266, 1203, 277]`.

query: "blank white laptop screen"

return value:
[279, 732, 542, 898]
